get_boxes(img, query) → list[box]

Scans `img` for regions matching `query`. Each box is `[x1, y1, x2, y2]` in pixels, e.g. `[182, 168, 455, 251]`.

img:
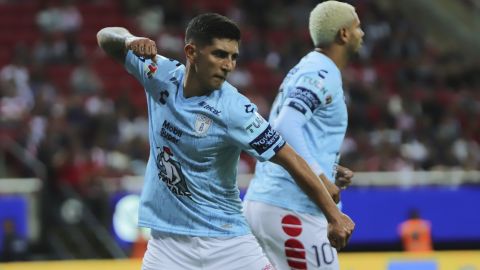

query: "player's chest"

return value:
[150, 97, 227, 154]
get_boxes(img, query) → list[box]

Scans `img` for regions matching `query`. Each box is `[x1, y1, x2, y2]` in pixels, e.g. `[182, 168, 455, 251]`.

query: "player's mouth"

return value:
[213, 75, 226, 81]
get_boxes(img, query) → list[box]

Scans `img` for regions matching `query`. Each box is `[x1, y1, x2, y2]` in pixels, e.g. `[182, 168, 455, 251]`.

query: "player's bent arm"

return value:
[271, 144, 355, 249]
[97, 27, 157, 64]
[97, 27, 133, 63]
[270, 144, 343, 222]
[274, 106, 340, 202]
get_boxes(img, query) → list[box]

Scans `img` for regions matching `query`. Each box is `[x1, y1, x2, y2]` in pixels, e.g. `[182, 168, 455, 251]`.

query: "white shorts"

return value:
[142, 230, 275, 270]
[244, 200, 338, 270]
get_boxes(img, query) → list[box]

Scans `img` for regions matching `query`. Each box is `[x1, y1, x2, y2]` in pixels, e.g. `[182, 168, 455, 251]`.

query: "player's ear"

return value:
[185, 43, 197, 62]
[337, 28, 349, 45]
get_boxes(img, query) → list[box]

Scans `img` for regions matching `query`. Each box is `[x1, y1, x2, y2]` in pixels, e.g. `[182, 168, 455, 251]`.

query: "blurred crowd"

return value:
[1, 0, 480, 191]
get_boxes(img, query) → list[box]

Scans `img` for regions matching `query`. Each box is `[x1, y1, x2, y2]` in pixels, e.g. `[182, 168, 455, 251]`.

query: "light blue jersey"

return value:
[124, 51, 285, 237]
[245, 51, 348, 216]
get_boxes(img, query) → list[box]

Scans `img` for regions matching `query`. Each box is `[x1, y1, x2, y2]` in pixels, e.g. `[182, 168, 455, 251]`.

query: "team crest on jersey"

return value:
[144, 63, 157, 79]
[194, 114, 212, 136]
[156, 146, 192, 197]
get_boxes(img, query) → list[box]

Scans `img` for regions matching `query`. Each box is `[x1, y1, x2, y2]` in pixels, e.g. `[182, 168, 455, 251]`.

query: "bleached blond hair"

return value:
[309, 1, 357, 47]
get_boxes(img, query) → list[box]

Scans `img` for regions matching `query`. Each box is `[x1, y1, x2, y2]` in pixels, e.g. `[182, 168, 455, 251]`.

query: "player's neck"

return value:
[183, 68, 209, 98]
[315, 47, 348, 70]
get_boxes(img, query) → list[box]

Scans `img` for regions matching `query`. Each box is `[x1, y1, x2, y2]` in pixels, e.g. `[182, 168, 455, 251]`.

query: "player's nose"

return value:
[221, 59, 235, 73]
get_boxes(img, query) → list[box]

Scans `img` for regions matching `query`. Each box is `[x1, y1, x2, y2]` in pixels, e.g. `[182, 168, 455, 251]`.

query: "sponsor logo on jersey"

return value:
[194, 114, 212, 136]
[244, 104, 254, 113]
[282, 215, 307, 269]
[282, 215, 302, 237]
[159, 90, 169, 105]
[245, 112, 265, 134]
[318, 69, 329, 79]
[198, 101, 221, 116]
[169, 76, 179, 86]
[249, 125, 281, 155]
[156, 146, 192, 197]
[289, 87, 321, 112]
[161, 120, 183, 144]
[302, 75, 323, 90]
[144, 63, 157, 79]
[287, 100, 307, 115]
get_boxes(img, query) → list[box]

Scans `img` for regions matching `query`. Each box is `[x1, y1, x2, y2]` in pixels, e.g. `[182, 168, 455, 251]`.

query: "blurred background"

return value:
[0, 0, 479, 269]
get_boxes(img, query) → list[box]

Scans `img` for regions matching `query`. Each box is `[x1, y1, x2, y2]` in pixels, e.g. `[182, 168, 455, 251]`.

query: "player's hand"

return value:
[335, 165, 354, 190]
[319, 174, 341, 203]
[125, 37, 157, 62]
[327, 213, 355, 250]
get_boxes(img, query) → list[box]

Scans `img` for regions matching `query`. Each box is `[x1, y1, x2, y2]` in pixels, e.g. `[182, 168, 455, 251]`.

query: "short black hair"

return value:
[185, 13, 241, 46]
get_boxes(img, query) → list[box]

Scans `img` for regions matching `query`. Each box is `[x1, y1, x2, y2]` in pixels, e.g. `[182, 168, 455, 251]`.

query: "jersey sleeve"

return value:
[227, 95, 285, 162]
[273, 105, 325, 176]
[283, 71, 338, 120]
[124, 50, 177, 89]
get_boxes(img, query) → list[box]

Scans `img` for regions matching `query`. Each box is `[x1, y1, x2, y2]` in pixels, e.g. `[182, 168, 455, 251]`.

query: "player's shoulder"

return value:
[291, 68, 341, 99]
[296, 52, 341, 85]
[218, 82, 258, 126]
[282, 54, 344, 110]
[154, 54, 185, 72]
[126, 51, 185, 79]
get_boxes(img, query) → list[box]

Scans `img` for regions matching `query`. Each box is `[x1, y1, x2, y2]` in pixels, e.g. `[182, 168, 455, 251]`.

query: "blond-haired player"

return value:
[244, 1, 364, 269]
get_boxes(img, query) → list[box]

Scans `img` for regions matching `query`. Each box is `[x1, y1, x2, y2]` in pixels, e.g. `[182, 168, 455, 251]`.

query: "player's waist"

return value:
[245, 176, 343, 216]
[139, 215, 251, 238]
[260, 159, 338, 180]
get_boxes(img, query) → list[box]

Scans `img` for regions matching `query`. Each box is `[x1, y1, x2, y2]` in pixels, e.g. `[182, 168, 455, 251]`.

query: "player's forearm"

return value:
[97, 27, 134, 63]
[271, 145, 342, 222]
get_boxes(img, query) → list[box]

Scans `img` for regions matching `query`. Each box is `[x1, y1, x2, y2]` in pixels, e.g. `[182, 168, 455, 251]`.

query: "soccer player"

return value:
[97, 13, 354, 270]
[244, 2, 364, 270]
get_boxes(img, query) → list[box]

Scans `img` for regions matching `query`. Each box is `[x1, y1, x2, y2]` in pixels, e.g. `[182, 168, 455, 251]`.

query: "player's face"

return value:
[347, 14, 364, 54]
[195, 38, 239, 91]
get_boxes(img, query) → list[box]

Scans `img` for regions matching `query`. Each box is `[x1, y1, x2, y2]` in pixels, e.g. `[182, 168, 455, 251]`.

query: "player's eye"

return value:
[212, 50, 228, 59]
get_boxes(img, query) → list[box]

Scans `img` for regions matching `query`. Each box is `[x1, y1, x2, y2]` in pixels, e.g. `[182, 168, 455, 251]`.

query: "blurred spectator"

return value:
[70, 59, 103, 95]
[398, 209, 433, 252]
[36, 0, 82, 34]
[137, 6, 164, 36]
[0, 45, 34, 121]
[33, 33, 68, 64]
[156, 27, 184, 60]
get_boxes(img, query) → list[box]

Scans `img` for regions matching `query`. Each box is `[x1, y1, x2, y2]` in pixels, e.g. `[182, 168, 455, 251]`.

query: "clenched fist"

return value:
[125, 37, 158, 62]
[335, 165, 354, 189]
[327, 213, 355, 250]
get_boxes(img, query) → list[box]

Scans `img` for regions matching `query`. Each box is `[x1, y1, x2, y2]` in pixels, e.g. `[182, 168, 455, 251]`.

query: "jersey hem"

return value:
[138, 221, 251, 238]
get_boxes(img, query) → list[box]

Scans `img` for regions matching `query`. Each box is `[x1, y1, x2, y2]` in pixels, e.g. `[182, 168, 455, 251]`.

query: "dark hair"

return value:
[185, 13, 241, 46]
